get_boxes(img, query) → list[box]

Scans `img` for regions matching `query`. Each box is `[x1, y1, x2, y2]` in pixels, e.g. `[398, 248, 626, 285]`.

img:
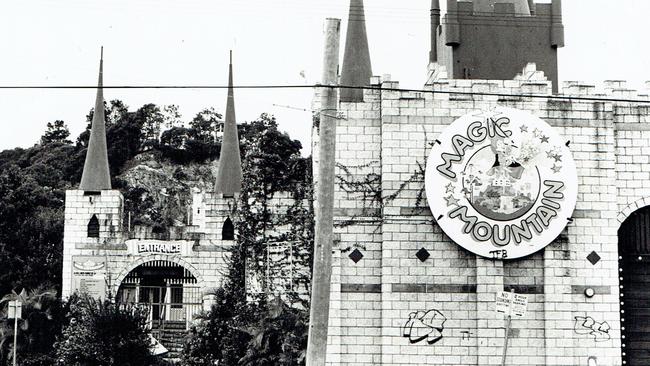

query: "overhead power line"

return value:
[1, 84, 649, 104]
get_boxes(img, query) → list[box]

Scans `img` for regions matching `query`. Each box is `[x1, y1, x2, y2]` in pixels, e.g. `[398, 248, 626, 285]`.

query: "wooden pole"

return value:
[306, 17, 341, 366]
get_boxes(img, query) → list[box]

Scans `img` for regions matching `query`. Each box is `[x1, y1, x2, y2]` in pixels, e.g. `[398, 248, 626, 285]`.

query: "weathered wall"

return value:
[61, 189, 297, 305]
[319, 68, 650, 365]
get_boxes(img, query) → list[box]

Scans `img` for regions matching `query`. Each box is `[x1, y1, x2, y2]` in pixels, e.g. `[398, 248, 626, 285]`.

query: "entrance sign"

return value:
[71, 257, 107, 298]
[126, 240, 192, 256]
[496, 291, 528, 317]
[425, 108, 577, 259]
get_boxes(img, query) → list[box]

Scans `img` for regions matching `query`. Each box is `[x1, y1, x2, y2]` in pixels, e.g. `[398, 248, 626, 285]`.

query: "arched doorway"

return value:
[116, 260, 202, 330]
[618, 206, 650, 365]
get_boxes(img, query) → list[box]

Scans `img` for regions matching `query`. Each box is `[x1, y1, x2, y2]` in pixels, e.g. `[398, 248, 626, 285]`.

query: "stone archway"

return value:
[618, 204, 650, 365]
[113, 255, 205, 296]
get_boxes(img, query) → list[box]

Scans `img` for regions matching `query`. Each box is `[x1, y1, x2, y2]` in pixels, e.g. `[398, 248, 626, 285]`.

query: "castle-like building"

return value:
[316, 1, 650, 365]
[62, 52, 250, 332]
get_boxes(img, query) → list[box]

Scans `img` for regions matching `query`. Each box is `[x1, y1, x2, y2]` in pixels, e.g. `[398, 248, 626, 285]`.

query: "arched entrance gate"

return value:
[116, 260, 202, 330]
[619, 206, 650, 365]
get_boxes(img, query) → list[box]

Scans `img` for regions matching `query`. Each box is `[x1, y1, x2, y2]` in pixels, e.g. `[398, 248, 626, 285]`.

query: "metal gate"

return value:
[116, 260, 202, 330]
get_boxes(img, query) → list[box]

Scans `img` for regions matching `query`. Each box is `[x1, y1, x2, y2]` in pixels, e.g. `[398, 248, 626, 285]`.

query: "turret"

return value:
[551, 0, 565, 48]
[445, 0, 460, 46]
[340, 0, 373, 103]
[430, 0, 441, 63]
[214, 51, 243, 196]
[79, 47, 111, 191]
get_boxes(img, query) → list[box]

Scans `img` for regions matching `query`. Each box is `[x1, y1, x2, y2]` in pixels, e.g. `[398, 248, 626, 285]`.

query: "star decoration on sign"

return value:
[445, 183, 454, 194]
[533, 128, 542, 137]
[551, 164, 562, 173]
[520, 125, 528, 133]
[546, 150, 555, 159]
[540, 135, 549, 143]
[553, 154, 563, 162]
[444, 195, 460, 207]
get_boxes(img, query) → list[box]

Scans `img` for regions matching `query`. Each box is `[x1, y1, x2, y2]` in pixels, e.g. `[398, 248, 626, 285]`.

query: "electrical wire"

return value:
[1, 84, 648, 104]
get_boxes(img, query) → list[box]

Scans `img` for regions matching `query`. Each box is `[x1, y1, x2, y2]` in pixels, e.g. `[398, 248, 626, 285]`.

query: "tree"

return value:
[189, 108, 222, 144]
[55, 294, 155, 366]
[40, 120, 71, 145]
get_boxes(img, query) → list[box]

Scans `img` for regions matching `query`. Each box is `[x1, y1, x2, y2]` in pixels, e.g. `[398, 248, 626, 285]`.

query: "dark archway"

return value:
[222, 217, 234, 240]
[116, 260, 201, 330]
[87, 214, 100, 238]
[618, 206, 650, 365]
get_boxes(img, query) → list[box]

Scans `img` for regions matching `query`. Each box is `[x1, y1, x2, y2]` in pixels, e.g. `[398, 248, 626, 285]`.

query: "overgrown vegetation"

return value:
[181, 113, 313, 366]
[0, 99, 314, 365]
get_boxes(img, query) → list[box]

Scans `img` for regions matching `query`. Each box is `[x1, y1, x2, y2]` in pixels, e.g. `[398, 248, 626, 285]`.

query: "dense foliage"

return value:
[0, 288, 62, 366]
[54, 294, 158, 366]
[181, 113, 312, 366]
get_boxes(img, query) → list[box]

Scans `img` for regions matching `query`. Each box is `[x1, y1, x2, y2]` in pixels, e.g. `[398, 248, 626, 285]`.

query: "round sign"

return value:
[425, 107, 577, 259]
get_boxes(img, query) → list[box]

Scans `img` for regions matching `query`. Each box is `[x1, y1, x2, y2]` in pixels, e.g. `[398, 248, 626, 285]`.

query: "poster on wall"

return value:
[425, 107, 577, 259]
[71, 257, 107, 298]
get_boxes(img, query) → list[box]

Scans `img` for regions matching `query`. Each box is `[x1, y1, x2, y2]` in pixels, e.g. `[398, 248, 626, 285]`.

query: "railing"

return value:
[117, 285, 202, 330]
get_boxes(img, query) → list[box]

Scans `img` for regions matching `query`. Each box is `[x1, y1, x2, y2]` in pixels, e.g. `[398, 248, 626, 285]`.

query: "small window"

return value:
[88, 214, 100, 238]
[222, 217, 234, 240]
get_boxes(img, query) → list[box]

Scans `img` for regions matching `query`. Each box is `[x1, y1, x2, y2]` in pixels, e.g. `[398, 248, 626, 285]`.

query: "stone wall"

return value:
[318, 66, 650, 365]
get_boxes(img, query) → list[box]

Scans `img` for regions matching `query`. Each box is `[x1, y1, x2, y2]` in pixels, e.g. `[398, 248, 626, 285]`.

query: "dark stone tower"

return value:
[340, 0, 372, 103]
[79, 47, 111, 191]
[434, 0, 565, 92]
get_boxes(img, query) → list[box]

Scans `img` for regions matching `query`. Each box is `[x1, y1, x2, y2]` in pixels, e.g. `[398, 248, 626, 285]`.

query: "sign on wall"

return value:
[126, 240, 192, 256]
[425, 108, 577, 259]
[71, 257, 107, 298]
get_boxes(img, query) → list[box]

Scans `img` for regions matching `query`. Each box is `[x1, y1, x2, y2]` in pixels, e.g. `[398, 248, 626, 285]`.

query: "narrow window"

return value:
[88, 214, 100, 238]
[222, 217, 234, 240]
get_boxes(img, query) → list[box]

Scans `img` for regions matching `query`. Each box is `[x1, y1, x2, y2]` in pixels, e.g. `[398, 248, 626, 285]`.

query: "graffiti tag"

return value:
[574, 316, 611, 342]
[402, 309, 446, 345]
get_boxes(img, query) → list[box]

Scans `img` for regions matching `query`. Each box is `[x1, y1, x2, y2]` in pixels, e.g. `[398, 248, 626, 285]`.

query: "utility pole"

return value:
[306, 17, 340, 366]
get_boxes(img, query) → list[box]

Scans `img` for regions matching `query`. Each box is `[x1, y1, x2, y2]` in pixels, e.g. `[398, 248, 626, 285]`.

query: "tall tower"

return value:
[62, 49, 124, 298]
[340, 0, 372, 103]
[433, 0, 565, 92]
[214, 50, 243, 196]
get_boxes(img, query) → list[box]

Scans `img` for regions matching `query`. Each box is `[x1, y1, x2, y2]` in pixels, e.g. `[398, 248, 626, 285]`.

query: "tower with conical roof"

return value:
[62, 49, 124, 298]
[214, 51, 243, 196]
[340, 0, 372, 103]
[80, 47, 112, 191]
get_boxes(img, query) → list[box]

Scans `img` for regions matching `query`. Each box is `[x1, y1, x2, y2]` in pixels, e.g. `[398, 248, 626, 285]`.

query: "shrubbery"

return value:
[54, 294, 162, 366]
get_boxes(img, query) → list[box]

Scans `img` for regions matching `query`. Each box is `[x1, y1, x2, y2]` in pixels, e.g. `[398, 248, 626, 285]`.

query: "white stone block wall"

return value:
[318, 72, 650, 365]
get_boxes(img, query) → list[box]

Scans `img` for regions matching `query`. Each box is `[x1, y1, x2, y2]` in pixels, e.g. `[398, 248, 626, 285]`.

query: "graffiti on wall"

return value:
[402, 309, 447, 345]
[574, 316, 611, 342]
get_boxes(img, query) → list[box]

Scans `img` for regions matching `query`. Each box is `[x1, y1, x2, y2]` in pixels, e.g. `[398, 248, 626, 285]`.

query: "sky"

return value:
[1, 0, 650, 155]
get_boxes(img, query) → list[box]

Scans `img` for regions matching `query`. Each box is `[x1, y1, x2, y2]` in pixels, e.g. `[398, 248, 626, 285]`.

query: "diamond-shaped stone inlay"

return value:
[416, 248, 430, 262]
[349, 248, 364, 263]
[587, 251, 601, 265]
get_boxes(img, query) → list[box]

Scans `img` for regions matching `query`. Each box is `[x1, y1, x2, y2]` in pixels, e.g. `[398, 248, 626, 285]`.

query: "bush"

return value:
[54, 294, 155, 366]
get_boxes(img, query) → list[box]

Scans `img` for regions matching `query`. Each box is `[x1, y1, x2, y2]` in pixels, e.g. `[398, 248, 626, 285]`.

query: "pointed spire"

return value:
[79, 47, 111, 191]
[214, 51, 243, 196]
[340, 0, 372, 102]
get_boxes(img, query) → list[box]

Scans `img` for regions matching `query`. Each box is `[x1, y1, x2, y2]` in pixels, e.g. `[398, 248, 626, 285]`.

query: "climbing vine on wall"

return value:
[335, 127, 436, 229]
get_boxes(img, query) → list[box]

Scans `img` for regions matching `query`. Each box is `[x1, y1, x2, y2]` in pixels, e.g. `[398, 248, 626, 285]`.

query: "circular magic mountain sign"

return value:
[425, 108, 577, 259]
